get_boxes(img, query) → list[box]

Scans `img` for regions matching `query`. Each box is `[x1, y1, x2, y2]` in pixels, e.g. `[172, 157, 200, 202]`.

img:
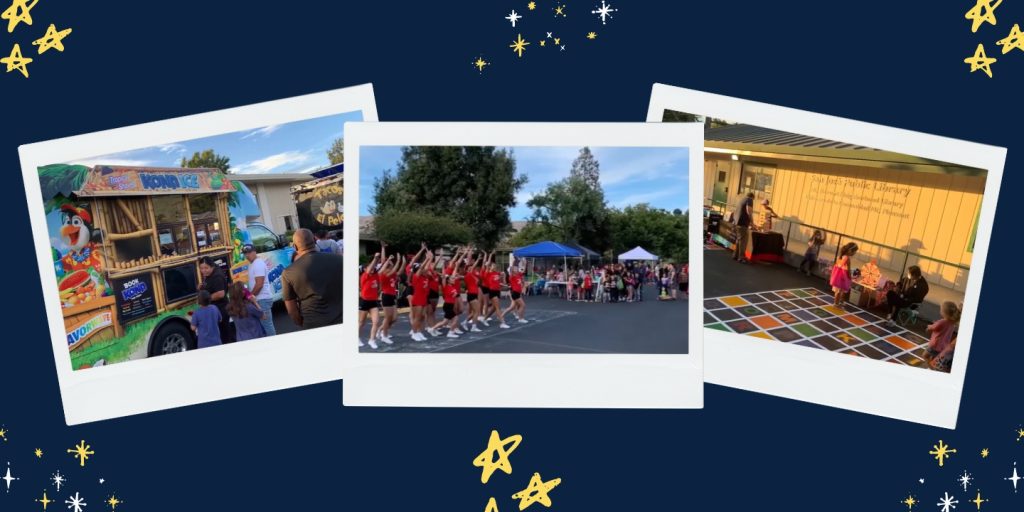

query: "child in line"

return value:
[829, 242, 858, 309]
[926, 301, 961, 371]
[227, 282, 266, 342]
[191, 290, 222, 348]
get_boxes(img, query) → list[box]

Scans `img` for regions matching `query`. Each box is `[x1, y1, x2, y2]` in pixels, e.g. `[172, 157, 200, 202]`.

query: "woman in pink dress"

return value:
[829, 243, 858, 308]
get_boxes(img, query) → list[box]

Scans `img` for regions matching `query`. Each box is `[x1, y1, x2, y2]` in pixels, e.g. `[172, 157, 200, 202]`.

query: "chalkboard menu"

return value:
[113, 272, 157, 324]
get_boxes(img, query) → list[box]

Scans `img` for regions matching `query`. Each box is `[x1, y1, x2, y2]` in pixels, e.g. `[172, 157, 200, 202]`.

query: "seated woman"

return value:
[885, 265, 929, 322]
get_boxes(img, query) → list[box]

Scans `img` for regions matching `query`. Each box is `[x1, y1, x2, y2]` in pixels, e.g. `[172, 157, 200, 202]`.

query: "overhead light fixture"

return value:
[731, 154, 739, 161]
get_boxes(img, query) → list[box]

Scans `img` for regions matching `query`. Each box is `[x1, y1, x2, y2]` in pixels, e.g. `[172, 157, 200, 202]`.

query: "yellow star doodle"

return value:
[473, 56, 490, 73]
[539, 39, 546, 47]
[68, 440, 95, 467]
[37, 490, 52, 511]
[587, 32, 597, 40]
[32, 23, 73, 54]
[965, 0, 1001, 33]
[0, 428, 7, 441]
[34, 448, 42, 458]
[485, 496, 499, 512]
[971, 490, 987, 510]
[997, 24, 1024, 54]
[1016, 427, 1024, 441]
[473, 430, 523, 484]
[964, 44, 996, 78]
[509, 33, 530, 58]
[903, 495, 918, 510]
[1, 0, 37, 33]
[1, 43, 32, 78]
[553, 37, 560, 45]
[930, 440, 957, 467]
[107, 495, 122, 510]
[981, 448, 990, 458]
[512, 472, 561, 510]
[554, 4, 566, 17]
[527, 1, 536, 10]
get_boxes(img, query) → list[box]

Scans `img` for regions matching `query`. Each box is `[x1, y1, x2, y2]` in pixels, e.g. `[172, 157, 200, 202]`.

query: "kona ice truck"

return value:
[291, 163, 343, 239]
[39, 164, 294, 370]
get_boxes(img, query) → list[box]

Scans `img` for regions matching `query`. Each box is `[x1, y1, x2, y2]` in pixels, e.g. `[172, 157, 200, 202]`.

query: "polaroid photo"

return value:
[342, 122, 703, 408]
[647, 84, 1006, 427]
[20, 84, 377, 424]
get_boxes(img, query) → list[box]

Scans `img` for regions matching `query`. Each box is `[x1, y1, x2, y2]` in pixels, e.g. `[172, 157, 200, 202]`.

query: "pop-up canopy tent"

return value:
[512, 241, 583, 280]
[563, 240, 601, 263]
[618, 246, 659, 261]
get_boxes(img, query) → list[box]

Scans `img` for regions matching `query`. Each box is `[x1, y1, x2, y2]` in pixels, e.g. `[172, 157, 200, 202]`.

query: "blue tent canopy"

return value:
[512, 241, 583, 258]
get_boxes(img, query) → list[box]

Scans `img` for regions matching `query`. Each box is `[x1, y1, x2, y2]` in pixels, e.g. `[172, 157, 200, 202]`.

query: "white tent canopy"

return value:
[618, 246, 659, 261]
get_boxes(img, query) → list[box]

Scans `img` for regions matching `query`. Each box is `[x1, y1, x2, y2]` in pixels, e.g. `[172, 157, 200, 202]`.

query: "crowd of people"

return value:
[191, 228, 344, 348]
[534, 261, 688, 303]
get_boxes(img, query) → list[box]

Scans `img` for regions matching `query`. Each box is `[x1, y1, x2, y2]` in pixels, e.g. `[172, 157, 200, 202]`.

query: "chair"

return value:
[895, 303, 921, 327]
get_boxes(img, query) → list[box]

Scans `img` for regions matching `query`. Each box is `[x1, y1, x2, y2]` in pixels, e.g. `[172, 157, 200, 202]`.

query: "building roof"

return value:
[231, 173, 313, 184]
[704, 124, 986, 176]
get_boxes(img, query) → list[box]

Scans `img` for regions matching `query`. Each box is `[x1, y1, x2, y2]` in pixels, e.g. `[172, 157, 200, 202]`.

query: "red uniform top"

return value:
[509, 272, 524, 293]
[584, 274, 593, 289]
[486, 270, 502, 290]
[411, 273, 429, 303]
[429, 271, 440, 292]
[379, 272, 397, 295]
[359, 272, 380, 301]
[443, 282, 460, 304]
[465, 269, 480, 294]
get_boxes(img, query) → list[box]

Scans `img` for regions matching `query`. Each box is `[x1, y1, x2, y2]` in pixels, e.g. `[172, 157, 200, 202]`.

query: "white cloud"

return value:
[596, 148, 690, 187]
[232, 151, 313, 174]
[611, 185, 687, 208]
[68, 157, 156, 168]
[240, 125, 281, 139]
[157, 143, 186, 153]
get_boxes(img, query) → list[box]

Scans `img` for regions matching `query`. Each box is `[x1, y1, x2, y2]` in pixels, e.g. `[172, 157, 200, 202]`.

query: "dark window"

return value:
[163, 263, 198, 303]
[189, 195, 223, 250]
[248, 224, 279, 253]
[283, 215, 294, 231]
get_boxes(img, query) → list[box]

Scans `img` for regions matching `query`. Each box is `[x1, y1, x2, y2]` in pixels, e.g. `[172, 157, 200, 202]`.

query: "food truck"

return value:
[291, 163, 343, 238]
[39, 164, 294, 370]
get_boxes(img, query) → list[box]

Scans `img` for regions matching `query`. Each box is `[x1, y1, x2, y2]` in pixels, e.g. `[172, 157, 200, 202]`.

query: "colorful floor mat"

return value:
[704, 287, 936, 370]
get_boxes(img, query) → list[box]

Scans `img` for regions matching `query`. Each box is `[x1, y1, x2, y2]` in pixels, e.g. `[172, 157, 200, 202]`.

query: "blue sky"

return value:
[67, 111, 363, 174]
[359, 146, 690, 219]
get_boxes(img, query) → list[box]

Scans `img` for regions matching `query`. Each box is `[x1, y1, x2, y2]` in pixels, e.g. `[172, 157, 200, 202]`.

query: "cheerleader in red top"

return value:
[358, 253, 384, 349]
[482, 259, 510, 329]
[426, 260, 441, 327]
[408, 250, 434, 342]
[377, 242, 403, 344]
[477, 251, 494, 326]
[429, 272, 464, 338]
[461, 251, 483, 333]
[501, 262, 528, 324]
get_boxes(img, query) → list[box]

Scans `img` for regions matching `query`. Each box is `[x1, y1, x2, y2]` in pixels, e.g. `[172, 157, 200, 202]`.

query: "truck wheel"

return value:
[148, 322, 196, 357]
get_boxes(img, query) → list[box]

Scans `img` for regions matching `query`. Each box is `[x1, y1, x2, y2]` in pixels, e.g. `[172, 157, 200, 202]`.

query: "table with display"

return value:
[715, 221, 785, 263]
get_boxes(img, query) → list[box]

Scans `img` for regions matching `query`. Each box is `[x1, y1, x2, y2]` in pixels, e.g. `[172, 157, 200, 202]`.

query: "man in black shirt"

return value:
[734, 192, 754, 264]
[886, 265, 929, 322]
[282, 229, 344, 329]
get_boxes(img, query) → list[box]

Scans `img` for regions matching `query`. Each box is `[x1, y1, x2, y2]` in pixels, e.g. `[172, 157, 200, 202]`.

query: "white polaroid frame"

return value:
[342, 122, 704, 408]
[19, 84, 378, 424]
[647, 83, 1006, 428]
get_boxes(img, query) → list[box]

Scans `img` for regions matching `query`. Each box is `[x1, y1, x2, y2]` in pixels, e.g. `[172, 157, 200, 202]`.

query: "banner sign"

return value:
[77, 166, 234, 196]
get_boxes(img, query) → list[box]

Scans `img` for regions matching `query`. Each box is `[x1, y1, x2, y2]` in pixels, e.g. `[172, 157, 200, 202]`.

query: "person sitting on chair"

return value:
[885, 265, 929, 323]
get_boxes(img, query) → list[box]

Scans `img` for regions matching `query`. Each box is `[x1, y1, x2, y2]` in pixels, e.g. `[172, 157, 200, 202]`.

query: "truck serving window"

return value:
[153, 196, 194, 256]
[248, 224, 278, 253]
[162, 263, 198, 304]
[188, 195, 222, 249]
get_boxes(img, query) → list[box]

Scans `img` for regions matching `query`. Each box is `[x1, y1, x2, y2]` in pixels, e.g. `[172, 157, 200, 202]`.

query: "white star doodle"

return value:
[938, 492, 958, 512]
[65, 491, 87, 512]
[98, 478, 104, 484]
[560, 44, 566, 51]
[52, 470, 66, 492]
[1006, 462, 1021, 492]
[546, 32, 552, 38]
[958, 471, 972, 492]
[2, 463, 17, 493]
[591, 0, 617, 24]
[505, 10, 522, 27]
[920, 479, 926, 484]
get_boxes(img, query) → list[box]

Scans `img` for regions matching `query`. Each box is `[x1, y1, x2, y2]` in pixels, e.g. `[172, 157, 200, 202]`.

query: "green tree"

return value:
[371, 146, 527, 249]
[181, 149, 231, 174]
[327, 138, 345, 165]
[610, 204, 689, 263]
[526, 175, 611, 251]
[372, 212, 473, 253]
[570, 147, 601, 189]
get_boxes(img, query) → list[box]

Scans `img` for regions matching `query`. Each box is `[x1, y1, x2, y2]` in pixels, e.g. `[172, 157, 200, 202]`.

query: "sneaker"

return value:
[427, 328, 440, 337]
[461, 321, 469, 331]
[454, 329, 465, 335]
[408, 330, 415, 336]
[517, 318, 528, 324]
[358, 339, 366, 347]
[476, 316, 485, 323]
[379, 333, 394, 345]
[470, 325, 482, 332]
[499, 323, 511, 329]
[446, 332, 460, 339]
[368, 339, 379, 350]
[412, 332, 426, 342]
[480, 318, 491, 327]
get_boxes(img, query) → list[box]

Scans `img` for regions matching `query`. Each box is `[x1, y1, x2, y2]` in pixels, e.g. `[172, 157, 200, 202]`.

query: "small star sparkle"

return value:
[970, 491, 987, 511]
[106, 495, 121, 510]
[903, 495, 919, 510]
[965, 0, 1002, 33]
[65, 491, 86, 512]
[586, 32, 597, 39]
[591, 1, 617, 24]
[473, 56, 490, 73]
[527, 2, 536, 10]
[539, 39, 546, 46]
[68, 440, 94, 467]
[1016, 428, 1024, 441]
[505, 10, 522, 27]
[958, 471, 973, 492]
[51, 471, 65, 492]
[981, 448, 990, 458]
[32, 23, 72, 53]
[1006, 462, 1021, 492]
[930, 440, 957, 467]
[509, 33, 530, 58]
[35, 448, 43, 458]
[938, 492, 958, 512]
[37, 490, 53, 511]
[553, 4, 566, 17]
[0, 428, 7, 441]
[3, 462, 17, 493]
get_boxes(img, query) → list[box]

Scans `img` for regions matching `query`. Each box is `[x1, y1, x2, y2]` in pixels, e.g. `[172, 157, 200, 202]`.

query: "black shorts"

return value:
[511, 291, 522, 300]
[428, 290, 440, 301]
[381, 294, 396, 307]
[488, 290, 500, 300]
[443, 303, 456, 319]
[480, 286, 490, 296]
[467, 292, 479, 302]
[359, 299, 380, 311]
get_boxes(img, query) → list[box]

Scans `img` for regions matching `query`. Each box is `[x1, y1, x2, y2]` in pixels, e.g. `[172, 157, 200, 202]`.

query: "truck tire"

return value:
[148, 321, 196, 357]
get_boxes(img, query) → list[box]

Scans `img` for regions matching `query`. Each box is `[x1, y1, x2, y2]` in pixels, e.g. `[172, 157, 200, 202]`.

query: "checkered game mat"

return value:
[703, 287, 935, 370]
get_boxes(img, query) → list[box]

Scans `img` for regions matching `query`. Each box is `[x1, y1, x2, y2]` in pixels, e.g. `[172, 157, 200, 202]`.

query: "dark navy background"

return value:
[2, 1, 1021, 510]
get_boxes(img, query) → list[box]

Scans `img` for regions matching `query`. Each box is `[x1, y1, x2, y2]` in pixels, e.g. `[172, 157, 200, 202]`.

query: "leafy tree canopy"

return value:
[327, 138, 345, 165]
[526, 175, 611, 252]
[181, 149, 231, 174]
[372, 211, 473, 253]
[610, 204, 689, 263]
